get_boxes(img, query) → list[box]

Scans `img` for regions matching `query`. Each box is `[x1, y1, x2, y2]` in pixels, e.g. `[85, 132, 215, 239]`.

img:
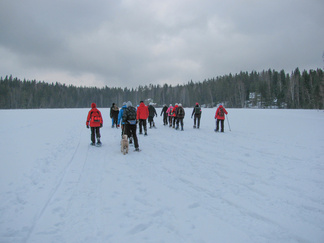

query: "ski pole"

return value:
[226, 114, 231, 131]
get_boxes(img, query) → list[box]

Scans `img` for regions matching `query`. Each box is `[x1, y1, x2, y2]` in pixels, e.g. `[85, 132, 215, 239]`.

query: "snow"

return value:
[0, 108, 324, 243]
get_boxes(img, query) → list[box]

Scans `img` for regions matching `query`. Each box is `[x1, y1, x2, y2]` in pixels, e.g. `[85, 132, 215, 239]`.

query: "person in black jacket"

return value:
[160, 104, 168, 126]
[110, 103, 119, 128]
[148, 103, 157, 128]
[191, 102, 202, 129]
[122, 101, 139, 151]
[176, 103, 185, 131]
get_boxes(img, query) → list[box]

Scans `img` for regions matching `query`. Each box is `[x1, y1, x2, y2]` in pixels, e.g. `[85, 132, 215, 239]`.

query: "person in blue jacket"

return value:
[117, 102, 127, 136]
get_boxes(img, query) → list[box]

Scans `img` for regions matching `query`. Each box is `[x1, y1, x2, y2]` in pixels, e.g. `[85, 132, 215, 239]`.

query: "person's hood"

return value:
[139, 102, 146, 107]
[91, 103, 96, 108]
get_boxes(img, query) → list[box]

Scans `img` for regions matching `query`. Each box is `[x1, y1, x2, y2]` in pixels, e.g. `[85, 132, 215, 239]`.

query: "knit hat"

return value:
[91, 103, 96, 108]
[126, 101, 132, 107]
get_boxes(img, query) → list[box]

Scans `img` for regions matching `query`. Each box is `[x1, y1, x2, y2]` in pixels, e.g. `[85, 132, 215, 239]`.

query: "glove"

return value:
[87, 125, 89, 129]
[100, 124, 103, 128]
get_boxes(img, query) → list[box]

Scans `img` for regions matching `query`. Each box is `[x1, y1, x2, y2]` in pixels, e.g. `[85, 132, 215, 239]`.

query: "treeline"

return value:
[1, 68, 323, 109]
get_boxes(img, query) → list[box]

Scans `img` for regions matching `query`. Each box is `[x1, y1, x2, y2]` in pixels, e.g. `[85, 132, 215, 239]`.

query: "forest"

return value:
[1, 68, 323, 109]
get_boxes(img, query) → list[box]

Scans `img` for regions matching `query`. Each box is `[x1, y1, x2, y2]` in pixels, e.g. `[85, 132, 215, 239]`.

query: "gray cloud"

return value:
[0, 0, 323, 88]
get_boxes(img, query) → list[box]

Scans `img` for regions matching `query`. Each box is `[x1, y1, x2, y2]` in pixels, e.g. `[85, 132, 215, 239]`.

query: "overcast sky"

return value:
[0, 0, 323, 88]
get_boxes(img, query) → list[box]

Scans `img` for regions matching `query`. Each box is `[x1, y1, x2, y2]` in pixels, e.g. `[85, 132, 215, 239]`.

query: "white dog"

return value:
[121, 134, 129, 155]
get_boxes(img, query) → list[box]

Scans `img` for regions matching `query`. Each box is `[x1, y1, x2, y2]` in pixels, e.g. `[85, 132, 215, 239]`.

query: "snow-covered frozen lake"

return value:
[0, 107, 323, 243]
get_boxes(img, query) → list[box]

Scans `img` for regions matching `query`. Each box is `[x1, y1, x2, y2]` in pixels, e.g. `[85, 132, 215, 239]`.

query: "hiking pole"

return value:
[226, 114, 231, 131]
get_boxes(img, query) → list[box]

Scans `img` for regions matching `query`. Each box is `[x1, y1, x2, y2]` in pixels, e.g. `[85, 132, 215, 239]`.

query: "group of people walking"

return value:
[161, 103, 186, 130]
[86, 101, 228, 150]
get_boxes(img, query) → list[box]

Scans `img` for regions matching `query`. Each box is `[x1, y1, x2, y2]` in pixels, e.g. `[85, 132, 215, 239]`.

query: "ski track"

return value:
[0, 108, 324, 242]
[25, 128, 85, 242]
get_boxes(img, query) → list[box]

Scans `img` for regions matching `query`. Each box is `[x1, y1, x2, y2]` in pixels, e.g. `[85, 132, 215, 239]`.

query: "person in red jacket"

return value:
[214, 104, 228, 132]
[86, 103, 103, 145]
[137, 101, 149, 135]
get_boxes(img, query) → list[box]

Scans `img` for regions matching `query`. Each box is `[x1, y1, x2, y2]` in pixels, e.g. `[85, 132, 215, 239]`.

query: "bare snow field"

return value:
[0, 108, 323, 243]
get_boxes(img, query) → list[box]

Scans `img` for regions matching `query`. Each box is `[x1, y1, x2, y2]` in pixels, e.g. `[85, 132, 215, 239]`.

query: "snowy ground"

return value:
[0, 107, 323, 243]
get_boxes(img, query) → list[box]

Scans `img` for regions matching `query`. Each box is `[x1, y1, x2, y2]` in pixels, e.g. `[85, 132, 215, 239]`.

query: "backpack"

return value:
[170, 108, 173, 115]
[126, 106, 137, 124]
[195, 106, 201, 115]
[178, 107, 184, 117]
[218, 107, 224, 117]
[91, 111, 101, 123]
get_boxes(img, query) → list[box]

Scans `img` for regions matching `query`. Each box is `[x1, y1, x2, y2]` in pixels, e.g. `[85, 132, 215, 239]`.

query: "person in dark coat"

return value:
[160, 104, 168, 126]
[191, 102, 202, 129]
[110, 103, 119, 128]
[175, 103, 185, 131]
[122, 101, 140, 151]
[148, 103, 157, 128]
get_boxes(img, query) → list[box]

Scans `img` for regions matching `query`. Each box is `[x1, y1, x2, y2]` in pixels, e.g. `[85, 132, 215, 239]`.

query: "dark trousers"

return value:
[125, 124, 139, 149]
[172, 117, 176, 127]
[216, 119, 225, 132]
[169, 116, 173, 126]
[176, 118, 184, 129]
[91, 127, 100, 143]
[194, 115, 201, 128]
[139, 119, 147, 134]
[112, 115, 118, 127]
[121, 124, 126, 137]
[163, 114, 168, 125]
[148, 116, 155, 127]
